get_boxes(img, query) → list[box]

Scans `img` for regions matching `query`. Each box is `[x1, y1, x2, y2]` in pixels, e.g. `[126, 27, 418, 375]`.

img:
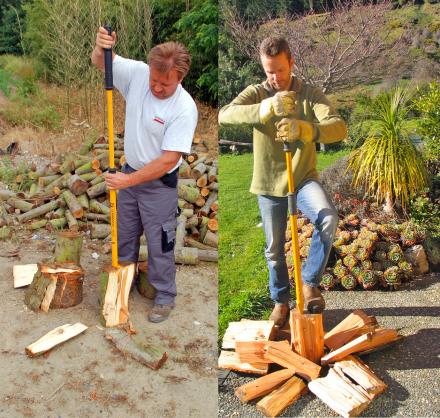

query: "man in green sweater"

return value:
[219, 37, 347, 327]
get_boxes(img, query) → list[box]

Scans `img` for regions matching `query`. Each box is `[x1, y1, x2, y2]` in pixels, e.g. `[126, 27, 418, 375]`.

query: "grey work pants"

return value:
[117, 164, 178, 306]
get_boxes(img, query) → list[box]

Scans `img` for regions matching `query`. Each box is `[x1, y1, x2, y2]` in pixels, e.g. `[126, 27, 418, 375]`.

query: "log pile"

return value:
[0, 136, 218, 264]
[219, 309, 402, 417]
[285, 214, 427, 290]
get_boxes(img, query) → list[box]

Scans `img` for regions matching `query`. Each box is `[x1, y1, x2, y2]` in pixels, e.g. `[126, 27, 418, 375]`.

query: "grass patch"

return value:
[218, 149, 349, 342]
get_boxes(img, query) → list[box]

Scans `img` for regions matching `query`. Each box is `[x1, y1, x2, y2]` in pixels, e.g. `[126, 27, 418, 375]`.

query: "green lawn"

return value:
[218, 149, 349, 342]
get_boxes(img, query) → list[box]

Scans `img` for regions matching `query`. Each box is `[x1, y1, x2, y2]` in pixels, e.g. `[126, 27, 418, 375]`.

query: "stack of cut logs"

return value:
[219, 310, 402, 417]
[0, 135, 218, 265]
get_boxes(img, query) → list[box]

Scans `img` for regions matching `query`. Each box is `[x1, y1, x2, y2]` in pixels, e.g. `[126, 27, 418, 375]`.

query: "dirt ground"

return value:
[0, 229, 218, 418]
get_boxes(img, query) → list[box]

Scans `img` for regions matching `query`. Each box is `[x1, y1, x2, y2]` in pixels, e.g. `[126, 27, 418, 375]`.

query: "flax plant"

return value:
[348, 86, 427, 213]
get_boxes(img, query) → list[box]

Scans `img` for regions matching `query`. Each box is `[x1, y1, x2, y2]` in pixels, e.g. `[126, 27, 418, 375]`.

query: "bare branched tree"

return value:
[222, 0, 408, 93]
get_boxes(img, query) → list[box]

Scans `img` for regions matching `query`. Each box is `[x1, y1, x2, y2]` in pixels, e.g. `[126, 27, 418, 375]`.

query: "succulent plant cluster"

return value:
[285, 214, 425, 291]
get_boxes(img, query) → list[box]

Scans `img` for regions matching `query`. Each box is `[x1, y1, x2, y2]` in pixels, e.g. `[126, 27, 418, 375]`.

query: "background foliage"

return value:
[0, 0, 218, 107]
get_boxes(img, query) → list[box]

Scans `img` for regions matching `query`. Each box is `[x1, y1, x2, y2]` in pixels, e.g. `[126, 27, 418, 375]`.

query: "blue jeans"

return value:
[257, 180, 338, 303]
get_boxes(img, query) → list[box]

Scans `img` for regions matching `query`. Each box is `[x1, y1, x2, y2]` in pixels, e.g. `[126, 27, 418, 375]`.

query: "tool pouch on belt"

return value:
[159, 168, 178, 188]
[161, 219, 177, 253]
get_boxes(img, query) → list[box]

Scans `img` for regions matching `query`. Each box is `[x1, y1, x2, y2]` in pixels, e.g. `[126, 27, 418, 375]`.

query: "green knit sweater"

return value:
[219, 77, 348, 197]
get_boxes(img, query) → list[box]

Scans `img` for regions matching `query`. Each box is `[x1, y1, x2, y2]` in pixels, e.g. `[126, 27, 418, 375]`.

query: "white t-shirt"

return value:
[112, 55, 198, 171]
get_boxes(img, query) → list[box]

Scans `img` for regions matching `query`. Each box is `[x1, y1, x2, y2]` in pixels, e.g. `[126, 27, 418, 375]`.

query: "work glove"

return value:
[259, 91, 296, 124]
[275, 117, 317, 143]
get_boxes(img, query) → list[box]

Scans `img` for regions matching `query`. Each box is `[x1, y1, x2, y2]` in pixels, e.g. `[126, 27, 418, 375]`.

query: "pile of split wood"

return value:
[219, 310, 402, 417]
[0, 134, 218, 265]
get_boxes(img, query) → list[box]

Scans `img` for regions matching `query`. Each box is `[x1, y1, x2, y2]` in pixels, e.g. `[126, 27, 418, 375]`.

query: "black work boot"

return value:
[148, 304, 174, 323]
[303, 284, 325, 314]
[269, 302, 289, 327]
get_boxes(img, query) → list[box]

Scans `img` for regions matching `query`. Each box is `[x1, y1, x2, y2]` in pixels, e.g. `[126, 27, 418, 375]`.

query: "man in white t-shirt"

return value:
[92, 27, 198, 323]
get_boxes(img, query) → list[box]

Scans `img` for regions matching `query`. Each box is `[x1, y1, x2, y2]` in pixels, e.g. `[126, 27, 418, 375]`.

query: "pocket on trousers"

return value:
[161, 219, 177, 253]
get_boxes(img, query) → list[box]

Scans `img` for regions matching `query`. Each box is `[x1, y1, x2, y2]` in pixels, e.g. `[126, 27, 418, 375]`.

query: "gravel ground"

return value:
[219, 273, 440, 417]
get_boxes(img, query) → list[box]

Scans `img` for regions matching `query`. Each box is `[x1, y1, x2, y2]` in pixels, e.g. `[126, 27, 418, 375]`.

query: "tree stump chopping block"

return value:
[24, 263, 84, 312]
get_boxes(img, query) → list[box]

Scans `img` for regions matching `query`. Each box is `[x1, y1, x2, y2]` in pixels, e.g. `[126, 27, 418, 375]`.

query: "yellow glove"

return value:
[259, 91, 296, 124]
[275, 117, 316, 143]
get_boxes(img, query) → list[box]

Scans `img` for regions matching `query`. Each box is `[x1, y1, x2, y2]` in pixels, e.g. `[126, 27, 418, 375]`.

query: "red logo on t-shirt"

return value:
[153, 116, 165, 125]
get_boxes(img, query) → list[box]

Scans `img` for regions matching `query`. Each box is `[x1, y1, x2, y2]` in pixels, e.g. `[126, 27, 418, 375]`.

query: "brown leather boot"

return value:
[303, 284, 325, 314]
[269, 302, 289, 327]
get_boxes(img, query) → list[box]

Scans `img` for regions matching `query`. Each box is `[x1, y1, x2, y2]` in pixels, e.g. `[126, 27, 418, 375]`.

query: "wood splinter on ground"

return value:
[104, 328, 168, 370]
[13, 264, 38, 288]
[26, 322, 88, 357]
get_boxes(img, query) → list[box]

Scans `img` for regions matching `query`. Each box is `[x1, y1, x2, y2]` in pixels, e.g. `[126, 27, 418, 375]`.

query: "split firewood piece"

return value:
[175, 214, 187, 249]
[86, 181, 107, 199]
[86, 213, 109, 222]
[321, 329, 403, 365]
[256, 375, 308, 418]
[7, 197, 34, 213]
[334, 355, 387, 398]
[75, 159, 100, 175]
[178, 178, 197, 187]
[208, 165, 217, 183]
[0, 225, 12, 239]
[222, 320, 275, 350]
[207, 218, 218, 232]
[77, 194, 89, 210]
[177, 183, 200, 204]
[178, 159, 191, 178]
[198, 249, 218, 262]
[24, 264, 84, 312]
[174, 247, 199, 265]
[0, 189, 17, 200]
[264, 341, 321, 381]
[62, 190, 83, 218]
[324, 310, 378, 351]
[17, 199, 61, 223]
[101, 263, 136, 327]
[67, 174, 89, 196]
[308, 368, 371, 418]
[65, 210, 78, 231]
[90, 223, 111, 239]
[38, 174, 61, 187]
[235, 369, 296, 403]
[25, 323, 88, 357]
[13, 264, 38, 288]
[199, 191, 217, 217]
[184, 236, 213, 250]
[203, 230, 218, 248]
[290, 310, 324, 363]
[218, 350, 269, 375]
[89, 199, 110, 215]
[54, 230, 83, 265]
[235, 340, 290, 364]
[196, 173, 208, 188]
[104, 328, 168, 370]
[189, 156, 206, 169]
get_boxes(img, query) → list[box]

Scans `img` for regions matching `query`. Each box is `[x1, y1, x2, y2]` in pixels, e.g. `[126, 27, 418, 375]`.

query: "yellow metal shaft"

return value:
[106, 89, 118, 268]
[285, 150, 304, 314]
